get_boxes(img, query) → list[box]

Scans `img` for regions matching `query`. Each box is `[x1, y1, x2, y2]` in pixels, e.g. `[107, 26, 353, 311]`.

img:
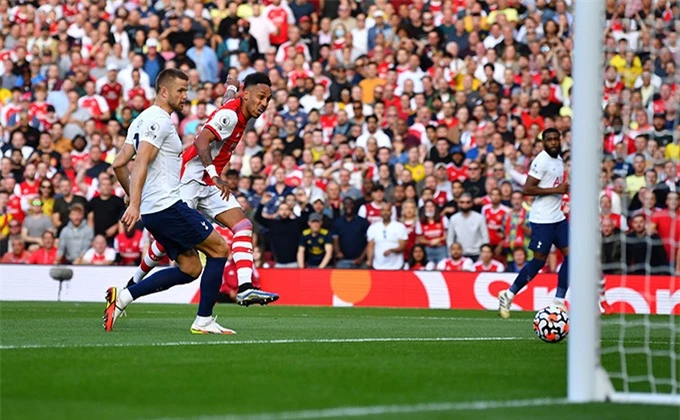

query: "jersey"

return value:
[482, 204, 510, 246]
[125, 105, 182, 215]
[367, 221, 408, 270]
[527, 150, 566, 224]
[436, 257, 474, 271]
[415, 218, 448, 246]
[83, 247, 116, 264]
[181, 97, 247, 186]
[473, 260, 505, 272]
[114, 230, 143, 265]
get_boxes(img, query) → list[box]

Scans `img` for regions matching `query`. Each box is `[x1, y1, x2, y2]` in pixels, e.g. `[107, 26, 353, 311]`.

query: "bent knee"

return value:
[179, 259, 203, 279]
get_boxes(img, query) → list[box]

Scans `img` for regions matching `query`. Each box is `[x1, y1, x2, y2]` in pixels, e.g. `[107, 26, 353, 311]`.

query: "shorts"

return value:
[529, 219, 569, 255]
[141, 200, 213, 260]
[179, 181, 241, 225]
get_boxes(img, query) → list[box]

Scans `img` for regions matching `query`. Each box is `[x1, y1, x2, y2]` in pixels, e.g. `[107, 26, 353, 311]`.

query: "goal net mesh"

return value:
[596, 0, 679, 400]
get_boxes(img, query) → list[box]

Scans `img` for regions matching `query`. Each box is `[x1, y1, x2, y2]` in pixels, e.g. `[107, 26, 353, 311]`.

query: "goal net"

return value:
[569, 0, 679, 406]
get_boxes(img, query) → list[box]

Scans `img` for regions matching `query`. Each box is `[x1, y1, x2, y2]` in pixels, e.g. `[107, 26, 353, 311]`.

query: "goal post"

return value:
[568, 0, 607, 403]
[568, 0, 679, 406]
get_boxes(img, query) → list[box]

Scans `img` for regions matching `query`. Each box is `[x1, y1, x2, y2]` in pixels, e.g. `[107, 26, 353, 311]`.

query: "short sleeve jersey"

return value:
[527, 150, 566, 224]
[125, 105, 182, 215]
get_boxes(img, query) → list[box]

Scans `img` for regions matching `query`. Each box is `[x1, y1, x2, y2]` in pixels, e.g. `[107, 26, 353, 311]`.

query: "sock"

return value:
[132, 241, 167, 283]
[231, 219, 254, 288]
[194, 315, 213, 325]
[119, 288, 134, 307]
[556, 255, 569, 299]
[127, 267, 196, 300]
[509, 258, 547, 295]
[197, 257, 228, 317]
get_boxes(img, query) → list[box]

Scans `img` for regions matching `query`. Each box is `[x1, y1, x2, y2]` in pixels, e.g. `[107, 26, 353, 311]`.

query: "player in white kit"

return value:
[498, 128, 570, 319]
[105, 69, 234, 334]
[121, 73, 278, 307]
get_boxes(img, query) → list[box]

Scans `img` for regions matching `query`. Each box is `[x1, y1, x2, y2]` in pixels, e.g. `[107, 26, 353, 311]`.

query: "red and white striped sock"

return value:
[231, 219, 254, 288]
[132, 241, 166, 283]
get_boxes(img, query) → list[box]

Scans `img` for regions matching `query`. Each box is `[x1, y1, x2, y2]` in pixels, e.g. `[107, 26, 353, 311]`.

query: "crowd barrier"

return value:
[1, 265, 678, 314]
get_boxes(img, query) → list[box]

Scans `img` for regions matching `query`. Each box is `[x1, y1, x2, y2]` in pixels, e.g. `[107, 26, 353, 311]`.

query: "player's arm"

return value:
[522, 175, 568, 196]
[221, 76, 239, 105]
[112, 142, 137, 197]
[121, 142, 159, 231]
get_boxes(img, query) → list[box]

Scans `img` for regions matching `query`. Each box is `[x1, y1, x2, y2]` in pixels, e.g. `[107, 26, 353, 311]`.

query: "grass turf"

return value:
[0, 302, 678, 419]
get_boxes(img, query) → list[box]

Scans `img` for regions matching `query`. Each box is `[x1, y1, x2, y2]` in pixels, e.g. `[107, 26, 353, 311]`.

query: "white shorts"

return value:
[179, 181, 241, 224]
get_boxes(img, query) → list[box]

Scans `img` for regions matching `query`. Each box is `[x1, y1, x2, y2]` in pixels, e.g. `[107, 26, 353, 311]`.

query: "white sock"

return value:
[553, 297, 565, 306]
[194, 315, 213, 325]
[119, 288, 134, 307]
[506, 290, 515, 300]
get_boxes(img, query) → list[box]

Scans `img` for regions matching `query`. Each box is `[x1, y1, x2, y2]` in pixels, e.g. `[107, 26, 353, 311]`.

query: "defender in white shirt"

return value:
[367, 203, 408, 270]
[498, 128, 570, 318]
[105, 69, 233, 334]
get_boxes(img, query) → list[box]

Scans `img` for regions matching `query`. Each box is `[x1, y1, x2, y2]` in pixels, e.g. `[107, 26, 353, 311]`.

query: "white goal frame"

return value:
[568, 0, 679, 406]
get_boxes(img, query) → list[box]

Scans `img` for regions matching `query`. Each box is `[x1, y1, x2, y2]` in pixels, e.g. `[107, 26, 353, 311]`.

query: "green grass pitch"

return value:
[1, 302, 678, 419]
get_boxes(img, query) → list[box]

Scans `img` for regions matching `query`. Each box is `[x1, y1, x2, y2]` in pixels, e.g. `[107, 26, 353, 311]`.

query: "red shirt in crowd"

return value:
[651, 209, 680, 261]
[416, 217, 448, 247]
[100, 81, 123, 111]
[482, 204, 509, 246]
[473, 259, 505, 272]
[2, 250, 32, 264]
[437, 257, 474, 271]
[447, 164, 469, 182]
[114, 230, 144, 265]
[28, 247, 58, 264]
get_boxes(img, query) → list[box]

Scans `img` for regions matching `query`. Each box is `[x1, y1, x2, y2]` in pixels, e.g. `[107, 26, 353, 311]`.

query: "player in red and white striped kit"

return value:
[126, 73, 278, 306]
[436, 243, 474, 272]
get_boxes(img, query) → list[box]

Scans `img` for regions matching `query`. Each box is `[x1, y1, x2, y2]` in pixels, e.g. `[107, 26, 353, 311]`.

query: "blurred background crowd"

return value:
[0, 0, 678, 274]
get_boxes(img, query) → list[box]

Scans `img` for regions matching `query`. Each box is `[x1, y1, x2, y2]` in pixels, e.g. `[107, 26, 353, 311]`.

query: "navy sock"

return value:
[556, 255, 569, 299]
[509, 258, 546, 295]
[197, 257, 228, 317]
[128, 267, 196, 300]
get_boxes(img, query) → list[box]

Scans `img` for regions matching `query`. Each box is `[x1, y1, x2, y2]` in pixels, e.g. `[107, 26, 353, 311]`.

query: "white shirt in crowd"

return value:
[367, 220, 408, 270]
[527, 150, 566, 224]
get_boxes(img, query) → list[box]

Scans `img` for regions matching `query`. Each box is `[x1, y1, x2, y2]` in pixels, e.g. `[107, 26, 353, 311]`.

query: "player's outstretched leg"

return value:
[104, 266, 197, 332]
[230, 219, 279, 307]
[126, 241, 167, 287]
[498, 256, 547, 318]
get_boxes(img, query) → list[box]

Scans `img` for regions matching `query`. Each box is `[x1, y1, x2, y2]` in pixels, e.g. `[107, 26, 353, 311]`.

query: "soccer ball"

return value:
[533, 305, 569, 343]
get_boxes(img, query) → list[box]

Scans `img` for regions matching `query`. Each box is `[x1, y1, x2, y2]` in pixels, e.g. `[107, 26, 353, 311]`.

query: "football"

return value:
[533, 305, 569, 343]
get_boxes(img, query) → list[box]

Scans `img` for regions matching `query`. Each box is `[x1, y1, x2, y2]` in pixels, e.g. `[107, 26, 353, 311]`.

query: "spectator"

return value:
[601, 217, 623, 274]
[81, 234, 116, 265]
[297, 213, 333, 268]
[626, 214, 670, 275]
[358, 185, 395, 225]
[447, 193, 490, 261]
[57, 203, 94, 265]
[482, 188, 510, 256]
[114, 225, 144, 266]
[332, 198, 369, 269]
[28, 230, 58, 265]
[405, 244, 435, 271]
[416, 199, 448, 264]
[1, 237, 31, 264]
[473, 244, 505, 272]
[506, 248, 529, 273]
[366, 203, 407, 270]
[255, 194, 306, 268]
[436, 243, 475, 272]
[87, 174, 125, 245]
[21, 198, 53, 251]
[52, 178, 88, 235]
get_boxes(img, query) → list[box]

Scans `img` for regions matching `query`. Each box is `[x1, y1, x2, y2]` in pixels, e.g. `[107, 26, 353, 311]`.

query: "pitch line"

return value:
[164, 397, 569, 420]
[0, 336, 530, 350]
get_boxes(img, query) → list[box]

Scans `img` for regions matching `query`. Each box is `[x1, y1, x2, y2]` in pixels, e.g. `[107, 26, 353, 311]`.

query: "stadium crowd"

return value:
[0, 0, 678, 274]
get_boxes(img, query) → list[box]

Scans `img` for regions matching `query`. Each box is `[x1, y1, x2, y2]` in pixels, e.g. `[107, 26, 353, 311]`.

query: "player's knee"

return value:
[232, 218, 253, 236]
[205, 234, 230, 258]
[179, 258, 203, 279]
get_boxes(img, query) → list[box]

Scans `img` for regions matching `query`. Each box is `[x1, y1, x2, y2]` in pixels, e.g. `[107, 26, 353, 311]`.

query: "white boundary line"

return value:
[0, 336, 529, 350]
[162, 397, 569, 420]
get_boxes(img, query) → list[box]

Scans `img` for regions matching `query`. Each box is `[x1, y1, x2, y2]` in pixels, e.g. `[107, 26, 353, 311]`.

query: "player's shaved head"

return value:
[155, 68, 189, 94]
[243, 72, 272, 89]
